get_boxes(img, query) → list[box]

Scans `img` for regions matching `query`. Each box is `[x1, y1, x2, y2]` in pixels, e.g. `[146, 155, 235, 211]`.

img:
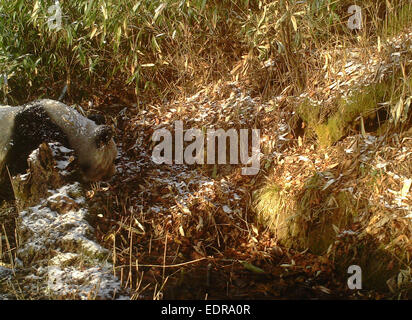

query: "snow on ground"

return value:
[8, 143, 129, 300]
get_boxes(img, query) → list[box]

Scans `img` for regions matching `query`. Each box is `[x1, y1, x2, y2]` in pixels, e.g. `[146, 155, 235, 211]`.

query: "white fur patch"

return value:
[0, 106, 21, 170]
[40, 99, 117, 181]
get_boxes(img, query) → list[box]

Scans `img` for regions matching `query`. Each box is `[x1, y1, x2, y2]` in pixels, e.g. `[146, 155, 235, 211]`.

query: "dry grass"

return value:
[1, 0, 411, 299]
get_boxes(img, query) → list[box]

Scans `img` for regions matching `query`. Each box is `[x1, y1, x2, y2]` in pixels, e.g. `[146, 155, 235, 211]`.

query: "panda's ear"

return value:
[94, 126, 114, 148]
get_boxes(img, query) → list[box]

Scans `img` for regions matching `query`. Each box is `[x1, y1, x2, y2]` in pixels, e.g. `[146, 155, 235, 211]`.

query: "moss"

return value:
[315, 120, 342, 148]
[285, 173, 358, 254]
[295, 100, 323, 142]
[297, 79, 396, 147]
[253, 183, 292, 239]
[324, 84, 386, 145]
[298, 64, 412, 146]
[297, 100, 322, 125]
[254, 173, 359, 255]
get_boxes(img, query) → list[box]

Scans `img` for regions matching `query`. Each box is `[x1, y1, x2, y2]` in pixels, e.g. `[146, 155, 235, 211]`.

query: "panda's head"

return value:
[79, 124, 117, 181]
[38, 99, 118, 182]
[0, 100, 118, 183]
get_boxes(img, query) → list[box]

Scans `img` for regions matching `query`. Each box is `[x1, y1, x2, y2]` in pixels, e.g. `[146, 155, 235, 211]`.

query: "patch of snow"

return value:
[16, 181, 127, 299]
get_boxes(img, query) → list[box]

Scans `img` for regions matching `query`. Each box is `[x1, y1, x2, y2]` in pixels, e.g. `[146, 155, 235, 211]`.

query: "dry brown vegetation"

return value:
[1, 0, 411, 299]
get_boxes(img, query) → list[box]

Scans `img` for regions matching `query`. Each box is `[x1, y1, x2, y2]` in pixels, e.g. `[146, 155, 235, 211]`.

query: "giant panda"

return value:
[0, 99, 117, 187]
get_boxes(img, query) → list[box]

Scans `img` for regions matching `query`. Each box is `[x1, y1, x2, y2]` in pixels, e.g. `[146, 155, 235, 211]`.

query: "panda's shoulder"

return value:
[14, 101, 70, 145]
[22, 99, 67, 113]
[16, 100, 53, 124]
[0, 99, 68, 125]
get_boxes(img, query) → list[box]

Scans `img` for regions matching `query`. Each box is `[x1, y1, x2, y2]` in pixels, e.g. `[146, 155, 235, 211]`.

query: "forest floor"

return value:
[82, 28, 411, 299]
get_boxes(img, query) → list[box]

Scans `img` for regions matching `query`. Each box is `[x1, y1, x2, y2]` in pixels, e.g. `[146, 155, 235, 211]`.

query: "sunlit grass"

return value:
[0, 0, 410, 104]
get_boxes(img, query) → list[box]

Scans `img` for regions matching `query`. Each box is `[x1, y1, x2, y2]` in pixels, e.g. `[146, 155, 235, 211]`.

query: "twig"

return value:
[115, 257, 207, 269]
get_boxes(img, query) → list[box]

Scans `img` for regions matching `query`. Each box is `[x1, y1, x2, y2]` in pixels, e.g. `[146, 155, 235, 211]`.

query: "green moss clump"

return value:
[254, 183, 292, 239]
[298, 80, 395, 147]
[319, 83, 388, 146]
[297, 100, 322, 126]
[284, 173, 358, 254]
[254, 173, 359, 255]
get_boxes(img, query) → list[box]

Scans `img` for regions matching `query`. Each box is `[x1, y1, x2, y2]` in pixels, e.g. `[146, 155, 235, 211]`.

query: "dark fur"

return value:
[88, 114, 106, 125]
[5, 103, 70, 176]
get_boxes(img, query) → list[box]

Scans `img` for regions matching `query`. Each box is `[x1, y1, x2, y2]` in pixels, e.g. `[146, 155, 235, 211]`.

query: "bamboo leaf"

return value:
[291, 15, 298, 32]
[240, 261, 265, 274]
[153, 3, 167, 24]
